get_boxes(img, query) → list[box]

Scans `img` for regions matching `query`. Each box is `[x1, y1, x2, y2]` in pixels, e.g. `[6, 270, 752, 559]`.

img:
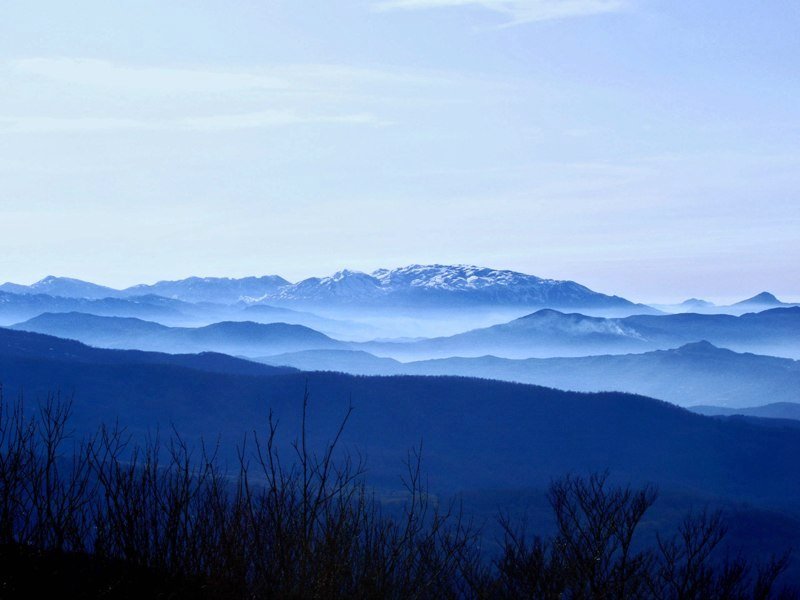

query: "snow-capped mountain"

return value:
[1, 266, 653, 313]
[263, 264, 642, 311]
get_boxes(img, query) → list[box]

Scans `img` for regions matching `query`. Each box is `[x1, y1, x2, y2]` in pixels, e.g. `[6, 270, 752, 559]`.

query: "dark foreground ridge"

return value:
[3, 327, 800, 590]
[0, 392, 796, 599]
[2, 326, 800, 516]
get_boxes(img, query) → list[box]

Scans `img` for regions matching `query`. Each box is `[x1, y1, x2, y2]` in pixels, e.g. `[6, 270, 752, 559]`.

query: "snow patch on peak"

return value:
[329, 269, 373, 282]
[371, 264, 547, 292]
[247, 265, 634, 309]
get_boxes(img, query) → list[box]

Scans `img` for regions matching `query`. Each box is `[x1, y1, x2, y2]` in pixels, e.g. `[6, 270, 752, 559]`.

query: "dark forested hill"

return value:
[1, 327, 799, 513]
[0, 327, 292, 377]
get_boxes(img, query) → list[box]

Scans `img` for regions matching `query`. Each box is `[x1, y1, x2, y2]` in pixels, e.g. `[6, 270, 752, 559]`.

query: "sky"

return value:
[0, 0, 798, 304]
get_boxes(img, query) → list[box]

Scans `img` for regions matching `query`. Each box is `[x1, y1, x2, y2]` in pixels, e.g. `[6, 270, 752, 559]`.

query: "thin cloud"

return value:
[7, 58, 444, 96]
[181, 110, 390, 131]
[0, 58, 417, 134]
[0, 57, 508, 135]
[9, 58, 290, 94]
[373, 0, 630, 25]
[0, 116, 148, 134]
[0, 111, 388, 134]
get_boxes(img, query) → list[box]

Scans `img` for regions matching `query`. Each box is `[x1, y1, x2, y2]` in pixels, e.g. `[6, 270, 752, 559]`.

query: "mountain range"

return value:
[124, 275, 291, 304]
[0, 276, 120, 300]
[4, 270, 795, 321]
[11, 312, 346, 356]
[259, 341, 800, 408]
[11, 304, 800, 363]
[0, 290, 197, 326]
[358, 306, 800, 359]
[655, 291, 799, 316]
[259, 264, 652, 312]
[0, 265, 655, 314]
[0, 274, 290, 304]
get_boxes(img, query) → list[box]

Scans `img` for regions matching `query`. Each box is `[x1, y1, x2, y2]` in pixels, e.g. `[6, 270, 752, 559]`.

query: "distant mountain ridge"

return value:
[360, 307, 800, 359]
[690, 402, 800, 421]
[11, 312, 346, 356]
[260, 341, 800, 408]
[0, 266, 653, 313]
[655, 292, 799, 316]
[0, 290, 193, 326]
[0, 276, 120, 300]
[0, 275, 290, 305]
[12, 305, 800, 362]
[3, 273, 796, 317]
[124, 275, 291, 304]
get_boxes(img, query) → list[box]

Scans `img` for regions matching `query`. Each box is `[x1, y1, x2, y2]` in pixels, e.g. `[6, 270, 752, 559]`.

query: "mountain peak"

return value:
[674, 340, 721, 353]
[518, 308, 567, 319]
[680, 298, 714, 308]
[35, 275, 91, 285]
[735, 292, 782, 306]
[330, 269, 373, 281]
[19, 276, 120, 299]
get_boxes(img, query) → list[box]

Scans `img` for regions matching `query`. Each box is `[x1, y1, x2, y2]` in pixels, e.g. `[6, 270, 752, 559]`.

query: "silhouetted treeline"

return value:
[0, 388, 796, 599]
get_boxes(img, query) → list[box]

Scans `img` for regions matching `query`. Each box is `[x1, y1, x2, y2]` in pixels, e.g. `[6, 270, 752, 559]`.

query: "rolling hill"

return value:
[241, 304, 379, 340]
[261, 342, 800, 408]
[11, 312, 347, 356]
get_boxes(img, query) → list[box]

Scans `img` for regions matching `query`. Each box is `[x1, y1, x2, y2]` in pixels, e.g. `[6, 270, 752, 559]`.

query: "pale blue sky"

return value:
[1, 0, 798, 303]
